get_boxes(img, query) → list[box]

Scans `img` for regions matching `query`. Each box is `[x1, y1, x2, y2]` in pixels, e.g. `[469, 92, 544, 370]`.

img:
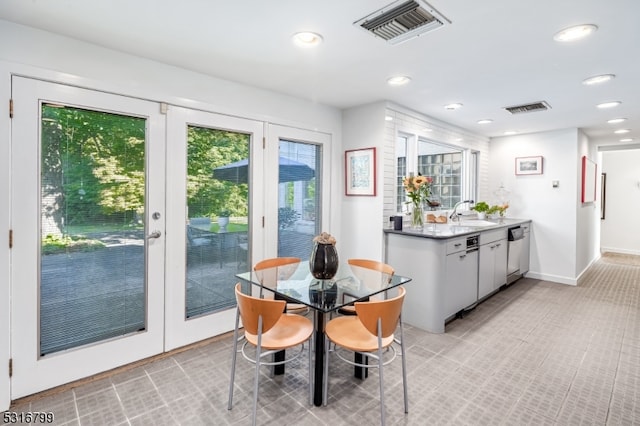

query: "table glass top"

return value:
[237, 261, 411, 313]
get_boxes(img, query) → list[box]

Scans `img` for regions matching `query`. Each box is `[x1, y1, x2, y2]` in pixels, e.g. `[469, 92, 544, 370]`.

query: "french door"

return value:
[164, 106, 263, 350]
[9, 78, 264, 398]
[11, 77, 167, 398]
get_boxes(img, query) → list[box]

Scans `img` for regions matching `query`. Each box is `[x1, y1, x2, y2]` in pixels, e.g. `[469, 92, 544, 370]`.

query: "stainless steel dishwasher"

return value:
[507, 226, 524, 284]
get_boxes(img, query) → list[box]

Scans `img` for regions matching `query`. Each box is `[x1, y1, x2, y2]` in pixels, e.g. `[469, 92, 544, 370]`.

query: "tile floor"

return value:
[3, 253, 640, 425]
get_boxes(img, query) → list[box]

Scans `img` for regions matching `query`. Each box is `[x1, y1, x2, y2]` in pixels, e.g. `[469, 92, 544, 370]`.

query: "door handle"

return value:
[146, 230, 161, 239]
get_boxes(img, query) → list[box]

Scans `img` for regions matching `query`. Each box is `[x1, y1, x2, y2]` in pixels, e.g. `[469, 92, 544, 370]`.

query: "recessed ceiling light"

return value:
[387, 76, 411, 86]
[292, 32, 323, 47]
[597, 101, 621, 109]
[582, 74, 615, 85]
[607, 118, 627, 124]
[423, 127, 433, 132]
[503, 131, 517, 135]
[620, 138, 634, 142]
[444, 103, 463, 110]
[385, 116, 394, 121]
[477, 119, 493, 124]
[553, 24, 598, 42]
[614, 129, 631, 134]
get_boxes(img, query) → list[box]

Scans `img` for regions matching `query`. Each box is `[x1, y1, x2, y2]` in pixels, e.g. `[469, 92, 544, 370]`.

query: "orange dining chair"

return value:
[253, 257, 309, 315]
[323, 287, 408, 425]
[338, 259, 395, 316]
[227, 283, 313, 426]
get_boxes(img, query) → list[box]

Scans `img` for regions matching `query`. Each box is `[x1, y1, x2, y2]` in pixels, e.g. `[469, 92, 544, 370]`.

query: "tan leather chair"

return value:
[227, 283, 313, 426]
[253, 257, 309, 315]
[338, 259, 395, 315]
[323, 287, 408, 425]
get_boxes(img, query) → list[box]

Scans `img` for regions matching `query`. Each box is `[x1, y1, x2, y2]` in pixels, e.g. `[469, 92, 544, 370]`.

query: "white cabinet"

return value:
[384, 220, 529, 333]
[520, 222, 530, 275]
[478, 229, 507, 300]
[444, 237, 478, 318]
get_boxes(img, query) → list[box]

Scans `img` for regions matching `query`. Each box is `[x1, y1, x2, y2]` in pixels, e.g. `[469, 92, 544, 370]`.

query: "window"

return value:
[397, 135, 473, 211]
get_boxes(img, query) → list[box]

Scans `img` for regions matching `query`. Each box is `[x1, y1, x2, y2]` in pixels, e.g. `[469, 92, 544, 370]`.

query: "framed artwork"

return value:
[515, 156, 543, 175]
[581, 156, 597, 203]
[601, 173, 607, 219]
[345, 147, 376, 196]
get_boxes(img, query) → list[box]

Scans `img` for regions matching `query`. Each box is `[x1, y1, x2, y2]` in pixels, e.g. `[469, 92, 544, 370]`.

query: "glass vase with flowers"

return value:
[402, 173, 433, 230]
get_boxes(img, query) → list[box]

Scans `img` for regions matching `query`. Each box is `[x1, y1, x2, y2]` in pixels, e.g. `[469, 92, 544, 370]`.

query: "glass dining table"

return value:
[236, 261, 411, 407]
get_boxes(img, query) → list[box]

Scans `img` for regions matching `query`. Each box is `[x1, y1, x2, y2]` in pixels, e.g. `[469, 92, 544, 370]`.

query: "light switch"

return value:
[552, 180, 559, 188]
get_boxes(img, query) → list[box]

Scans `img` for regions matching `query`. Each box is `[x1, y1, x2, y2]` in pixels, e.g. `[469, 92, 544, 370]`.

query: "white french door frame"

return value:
[164, 106, 265, 350]
[10, 76, 167, 399]
[264, 124, 332, 258]
[1, 67, 12, 412]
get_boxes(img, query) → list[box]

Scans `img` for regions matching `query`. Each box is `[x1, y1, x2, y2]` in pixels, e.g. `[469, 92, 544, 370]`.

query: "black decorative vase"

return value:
[309, 243, 339, 279]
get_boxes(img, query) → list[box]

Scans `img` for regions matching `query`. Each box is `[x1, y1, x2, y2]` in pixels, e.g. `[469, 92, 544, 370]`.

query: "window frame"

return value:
[395, 131, 477, 212]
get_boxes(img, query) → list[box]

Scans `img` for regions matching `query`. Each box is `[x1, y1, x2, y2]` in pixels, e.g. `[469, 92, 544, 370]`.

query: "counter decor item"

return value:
[310, 232, 339, 279]
[403, 173, 433, 230]
[471, 201, 490, 220]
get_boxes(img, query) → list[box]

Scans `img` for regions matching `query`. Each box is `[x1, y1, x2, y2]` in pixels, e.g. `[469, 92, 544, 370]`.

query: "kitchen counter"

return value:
[383, 217, 530, 239]
[384, 218, 531, 333]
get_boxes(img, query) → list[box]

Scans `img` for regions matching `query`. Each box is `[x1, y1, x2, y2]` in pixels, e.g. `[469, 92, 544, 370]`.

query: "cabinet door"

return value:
[478, 244, 495, 300]
[445, 250, 478, 317]
[520, 230, 530, 274]
[494, 239, 508, 287]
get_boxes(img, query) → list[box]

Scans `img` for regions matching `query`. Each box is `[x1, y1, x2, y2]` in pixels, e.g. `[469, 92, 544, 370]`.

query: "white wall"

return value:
[341, 102, 387, 260]
[601, 149, 640, 255]
[489, 128, 585, 285]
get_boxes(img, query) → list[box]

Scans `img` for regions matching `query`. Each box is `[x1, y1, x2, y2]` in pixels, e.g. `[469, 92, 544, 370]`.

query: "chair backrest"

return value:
[348, 259, 395, 291]
[253, 257, 301, 289]
[234, 283, 286, 335]
[354, 287, 405, 338]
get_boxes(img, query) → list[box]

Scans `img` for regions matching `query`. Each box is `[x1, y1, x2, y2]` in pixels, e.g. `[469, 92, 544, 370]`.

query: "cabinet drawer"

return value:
[480, 228, 507, 245]
[446, 237, 466, 254]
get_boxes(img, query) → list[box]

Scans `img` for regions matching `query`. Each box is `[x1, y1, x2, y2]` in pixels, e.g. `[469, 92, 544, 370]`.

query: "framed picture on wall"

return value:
[345, 147, 376, 196]
[515, 156, 543, 175]
[582, 156, 597, 203]
[601, 173, 607, 219]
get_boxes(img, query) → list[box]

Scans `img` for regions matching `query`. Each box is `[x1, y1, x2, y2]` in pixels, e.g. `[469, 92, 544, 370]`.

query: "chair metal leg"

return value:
[399, 317, 409, 413]
[377, 319, 386, 426]
[251, 315, 264, 426]
[227, 309, 241, 410]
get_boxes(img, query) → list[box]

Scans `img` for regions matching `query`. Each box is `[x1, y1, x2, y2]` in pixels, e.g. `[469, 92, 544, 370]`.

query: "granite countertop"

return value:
[383, 217, 530, 239]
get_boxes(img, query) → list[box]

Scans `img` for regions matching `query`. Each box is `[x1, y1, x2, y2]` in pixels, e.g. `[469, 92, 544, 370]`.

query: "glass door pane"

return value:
[277, 140, 320, 259]
[186, 126, 250, 318]
[40, 104, 147, 355]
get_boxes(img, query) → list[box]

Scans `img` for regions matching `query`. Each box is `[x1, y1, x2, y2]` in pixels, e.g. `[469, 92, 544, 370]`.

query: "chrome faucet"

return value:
[449, 200, 474, 222]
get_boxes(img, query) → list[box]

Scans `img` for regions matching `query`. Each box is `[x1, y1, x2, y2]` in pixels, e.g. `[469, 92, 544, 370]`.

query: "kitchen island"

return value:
[384, 218, 530, 333]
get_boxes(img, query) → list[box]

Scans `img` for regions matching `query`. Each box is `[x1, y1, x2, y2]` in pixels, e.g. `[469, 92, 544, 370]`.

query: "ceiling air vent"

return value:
[504, 101, 552, 115]
[355, 0, 450, 45]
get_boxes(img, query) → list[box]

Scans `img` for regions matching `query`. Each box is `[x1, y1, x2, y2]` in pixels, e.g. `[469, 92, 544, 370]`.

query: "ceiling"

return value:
[1, 0, 639, 143]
